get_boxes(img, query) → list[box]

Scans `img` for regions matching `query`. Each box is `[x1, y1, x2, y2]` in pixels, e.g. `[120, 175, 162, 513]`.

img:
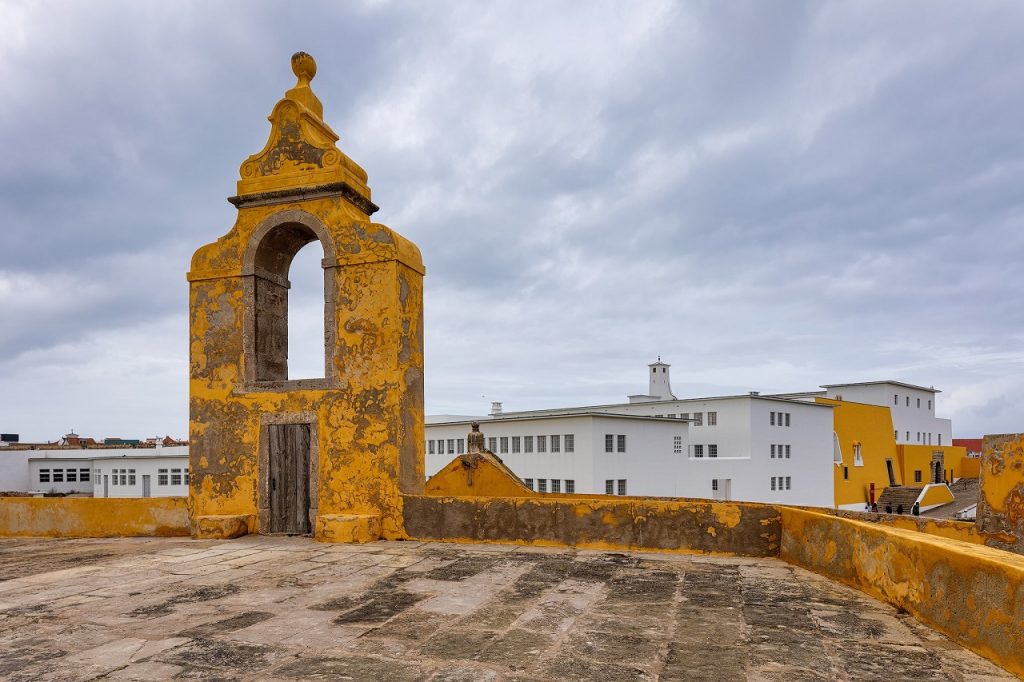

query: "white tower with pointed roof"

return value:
[649, 357, 676, 400]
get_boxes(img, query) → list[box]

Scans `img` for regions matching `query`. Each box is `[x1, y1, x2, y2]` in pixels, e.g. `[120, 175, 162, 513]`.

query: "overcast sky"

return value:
[2, 1, 1023, 442]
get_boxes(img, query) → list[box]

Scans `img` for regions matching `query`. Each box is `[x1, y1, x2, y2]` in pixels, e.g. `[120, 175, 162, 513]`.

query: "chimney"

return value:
[489, 401, 503, 416]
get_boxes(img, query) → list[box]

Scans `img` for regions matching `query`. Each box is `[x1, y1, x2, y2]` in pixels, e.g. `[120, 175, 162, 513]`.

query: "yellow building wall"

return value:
[818, 397, 899, 507]
[918, 484, 955, 509]
[960, 456, 981, 479]
[897, 444, 967, 485]
[0, 498, 189, 538]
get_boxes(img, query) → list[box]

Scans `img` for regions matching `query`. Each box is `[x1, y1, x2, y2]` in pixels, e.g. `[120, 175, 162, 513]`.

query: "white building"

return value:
[426, 360, 836, 506]
[18, 447, 189, 497]
[820, 381, 952, 447]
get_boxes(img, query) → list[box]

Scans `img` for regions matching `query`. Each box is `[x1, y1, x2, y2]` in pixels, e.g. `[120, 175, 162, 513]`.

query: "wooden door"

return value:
[268, 423, 311, 534]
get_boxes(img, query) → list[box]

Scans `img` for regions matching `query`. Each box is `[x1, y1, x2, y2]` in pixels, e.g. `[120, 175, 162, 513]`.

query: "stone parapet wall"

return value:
[403, 494, 781, 557]
[0, 497, 189, 538]
[780, 507, 1024, 679]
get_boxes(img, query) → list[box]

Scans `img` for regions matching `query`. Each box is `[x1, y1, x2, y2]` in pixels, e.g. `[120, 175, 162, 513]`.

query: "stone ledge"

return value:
[192, 514, 254, 539]
[315, 513, 381, 543]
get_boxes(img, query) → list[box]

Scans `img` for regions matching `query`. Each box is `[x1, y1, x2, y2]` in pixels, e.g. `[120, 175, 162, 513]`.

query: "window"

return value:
[39, 469, 50, 483]
[854, 444, 863, 466]
[712, 479, 719, 492]
[785, 476, 791, 490]
[843, 466, 849, 480]
[894, 394, 899, 405]
[784, 413, 790, 427]
[524, 478, 534, 490]
[708, 444, 718, 458]
[917, 432, 921, 443]
[680, 413, 689, 421]
[488, 437, 497, 452]
[605, 434, 614, 452]
[692, 412, 703, 426]
[120, 470, 127, 486]
[80, 468, 90, 482]
[785, 444, 791, 459]
[605, 480, 614, 495]
[655, 415, 663, 418]
[428, 440, 435, 455]
[894, 429, 898, 440]
[673, 436, 683, 454]
[128, 469, 136, 486]
[771, 444, 776, 458]
[66, 469, 78, 483]
[53, 469, 64, 483]
[617, 479, 627, 495]
[500, 437, 509, 454]
[184, 468, 190, 485]
[158, 469, 169, 486]
[707, 411, 717, 426]
[565, 480, 575, 493]
[524, 436, 534, 453]
[938, 434, 943, 445]
[906, 431, 910, 441]
[668, 414, 676, 419]
[693, 444, 704, 458]
[917, 398, 921, 408]
[538, 479, 547, 493]
[457, 439, 465, 454]
[537, 435, 546, 453]
[551, 479, 561, 493]
[170, 469, 181, 485]
[617, 435, 626, 453]
[906, 396, 910, 407]
[564, 434, 574, 452]
[928, 399, 932, 410]
[914, 470, 922, 483]
[770, 411, 776, 426]
[551, 435, 561, 452]
[447, 439, 455, 455]
[771, 477, 777, 491]
[512, 437, 521, 454]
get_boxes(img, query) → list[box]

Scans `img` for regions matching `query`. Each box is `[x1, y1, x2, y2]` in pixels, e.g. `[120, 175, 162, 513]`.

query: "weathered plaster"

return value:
[978, 433, 1024, 554]
[0, 497, 189, 537]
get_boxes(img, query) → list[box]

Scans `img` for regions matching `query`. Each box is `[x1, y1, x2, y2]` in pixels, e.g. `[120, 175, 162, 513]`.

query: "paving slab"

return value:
[0, 536, 1015, 681]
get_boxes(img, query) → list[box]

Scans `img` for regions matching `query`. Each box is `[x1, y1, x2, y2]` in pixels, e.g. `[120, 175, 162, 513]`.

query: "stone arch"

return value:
[242, 210, 337, 384]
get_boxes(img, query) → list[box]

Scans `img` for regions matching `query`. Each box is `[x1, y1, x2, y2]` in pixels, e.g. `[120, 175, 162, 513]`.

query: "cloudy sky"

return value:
[1, 1, 1023, 442]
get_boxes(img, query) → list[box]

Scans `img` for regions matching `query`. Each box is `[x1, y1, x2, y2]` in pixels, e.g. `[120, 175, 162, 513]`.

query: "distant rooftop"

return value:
[820, 380, 940, 393]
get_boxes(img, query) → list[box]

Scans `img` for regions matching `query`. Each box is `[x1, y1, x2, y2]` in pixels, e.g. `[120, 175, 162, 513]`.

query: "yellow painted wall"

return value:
[977, 433, 1024, 554]
[425, 452, 538, 498]
[960, 456, 981, 479]
[918, 483, 954, 509]
[0, 497, 189, 538]
[781, 507, 1024, 678]
[897, 444, 967, 486]
[818, 398, 899, 507]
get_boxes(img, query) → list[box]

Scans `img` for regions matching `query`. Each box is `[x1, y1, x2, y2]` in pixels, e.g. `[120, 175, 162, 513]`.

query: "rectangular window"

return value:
[692, 412, 703, 426]
[457, 439, 465, 454]
[708, 444, 718, 458]
[785, 444, 791, 459]
[500, 437, 509, 454]
[771, 476, 777, 491]
[120, 470, 127, 486]
[673, 436, 683, 454]
[707, 411, 717, 426]
[53, 469, 64, 483]
[711, 479, 719, 491]
[512, 437, 521, 454]
[843, 466, 849, 480]
[170, 469, 181, 485]
[770, 411, 775, 426]
[428, 440, 435, 455]
[771, 444, 776, 458]
[617, 479, 626, 496]
[564, 434, 574, 452]
[565, 480, 575, 493]
[537, 435, 546, 452]
[667, 414, 676, 419]
[938, 434, 943, 445]
[680, 413, 689, 421]
[488, 437, 497, 452]
[446, 439, 454, 455]
[617, 435, 626, 453]
[128, 469, 137, 486]
[538, 479, 547, 493]
[39, 469, 50, 483]
[894, 429, 898, 440]
[917, 398, 921, 408]
[906, 396, 910, 407]
[551, 435, 561, 452]
[914, 470, 922, 483]
[184, 468, 190, 485]
[66, 469, 78, 483]
[551, 479, 561, 493]
[80, 468, 90, 482]
[785, 476, 791, 490]
[928, 399, 932, 410]
[693, 444, 704, 458]
[785, 412, 790, 427]
[894, 394, 899, 405]
[524, 478, 534, 490]
[524, 436, 533, 453]
[917, 432, 921, 443]
[605, 480, 614, 495]
[906, 431, 910, 441]
[158, 469, 168, 486]
[605, 434, 614, 452]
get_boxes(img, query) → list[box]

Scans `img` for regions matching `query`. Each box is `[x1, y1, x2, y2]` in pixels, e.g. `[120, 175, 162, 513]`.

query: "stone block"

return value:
[192, 514, 253, 539]
[315, 514, 382, 543]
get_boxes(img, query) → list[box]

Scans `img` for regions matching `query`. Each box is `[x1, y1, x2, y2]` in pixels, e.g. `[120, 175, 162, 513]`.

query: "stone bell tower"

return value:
[187, 53, 425, 542]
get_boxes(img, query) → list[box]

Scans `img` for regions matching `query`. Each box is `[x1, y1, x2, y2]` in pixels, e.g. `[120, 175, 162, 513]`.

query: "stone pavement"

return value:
[0, 536, 1013, 681]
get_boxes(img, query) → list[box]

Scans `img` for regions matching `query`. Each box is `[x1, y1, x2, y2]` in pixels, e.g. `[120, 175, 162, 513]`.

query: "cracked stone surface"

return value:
[0, 536, 1014, 681]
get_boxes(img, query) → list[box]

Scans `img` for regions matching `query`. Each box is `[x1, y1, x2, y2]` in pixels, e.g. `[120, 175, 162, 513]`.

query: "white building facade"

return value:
[820, 381, 952, 447]
[22, 447, 189, 497]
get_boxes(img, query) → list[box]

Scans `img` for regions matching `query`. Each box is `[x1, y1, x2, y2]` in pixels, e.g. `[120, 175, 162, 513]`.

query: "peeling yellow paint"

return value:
[0, 498, 189, 538]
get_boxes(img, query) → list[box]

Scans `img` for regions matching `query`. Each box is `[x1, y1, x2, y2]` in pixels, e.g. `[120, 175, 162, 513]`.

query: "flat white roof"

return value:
[820, 380, 940, 393]
[426, 412, 693, 427]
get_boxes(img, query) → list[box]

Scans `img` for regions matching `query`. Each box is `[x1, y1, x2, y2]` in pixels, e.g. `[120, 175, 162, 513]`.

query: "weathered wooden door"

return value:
[268, 423, 311, 534]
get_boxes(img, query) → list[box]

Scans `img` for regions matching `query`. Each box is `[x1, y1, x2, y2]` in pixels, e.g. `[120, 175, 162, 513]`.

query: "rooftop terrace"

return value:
[0, 536, 1012, 681]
